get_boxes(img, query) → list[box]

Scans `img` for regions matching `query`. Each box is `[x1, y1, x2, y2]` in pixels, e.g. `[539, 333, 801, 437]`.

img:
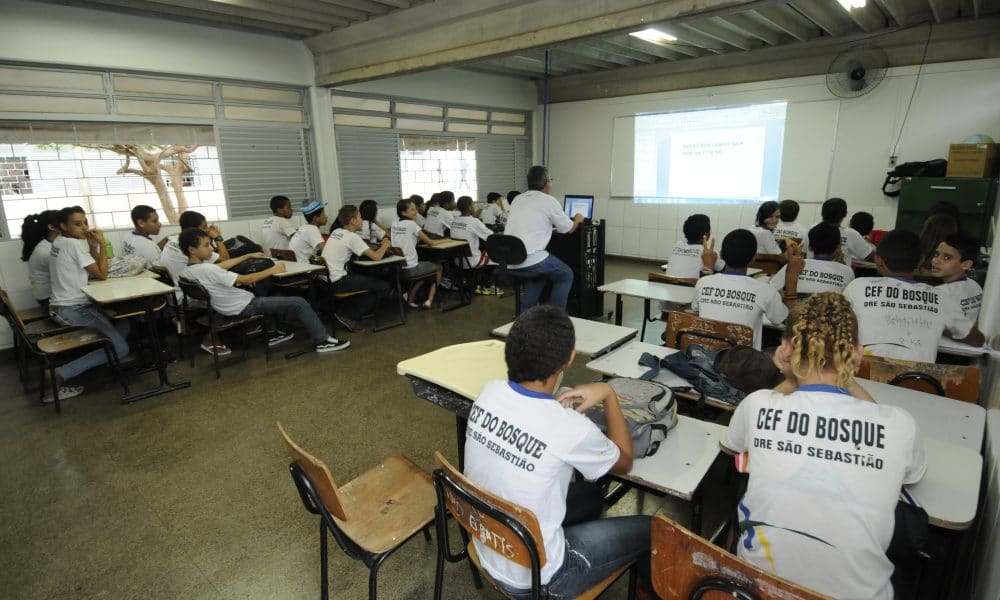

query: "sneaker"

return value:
[200, 344, 233, 357]
[42, 385, 84, 404]
[246, 323, 263, 335]
[492, 286, 505, 298]
[267, 330, 295, 346]
[334, 312, 365, 333]
[439, 278, 455, 290]
[474, 286, 493, 296]
[315, 337, 351, 353]
[407, 300, 421, 309]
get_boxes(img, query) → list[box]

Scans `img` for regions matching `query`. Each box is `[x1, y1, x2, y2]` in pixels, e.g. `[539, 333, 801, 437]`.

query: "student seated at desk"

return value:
[692, 229, 797, 350]
[358, 199, 387, 248]
[179, 228, 349, 353]
[931, 232, 983, 323]
[918, 213, 958, 274]
[770, 223, 854, 294]
[320, 204, 392, 333]
[409, 194, 426, 227]
[122, 205, 163, 268]
[773, 199, 809, 244]
[843, 229, 984, 363]
[464, 305, 652, 598]
[423, 190, 457, 238]
[289, 200, 327, 263]
[160, 210, 231, 286]
[260, 195, 297, 257]
[46, 206, 130, 401]
[391, 198, 445, 309]
[479, 191, 505, 227]
[849, 211, 875, 243]
[820, 197, 874, 265]
[665, 213, 724, 280]
[449, 196, 493, 267]
[725, 293, 925, 600]
[750, 200, 784, 257]
[21, 210, 60, 309]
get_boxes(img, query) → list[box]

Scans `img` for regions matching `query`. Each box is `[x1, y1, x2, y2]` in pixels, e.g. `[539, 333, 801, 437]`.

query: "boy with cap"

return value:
[289, 199, 327, 263]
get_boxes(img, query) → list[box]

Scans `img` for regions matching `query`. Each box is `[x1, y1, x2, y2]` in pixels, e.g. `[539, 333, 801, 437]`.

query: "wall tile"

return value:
[604, 198, 625, 228]
[639, 203, 659, 227]
[639, 228, 658, 258]
[605, 225, 623, 255]
[621, 228, 639, 255]
[657, 204, 679, 230]
[657, 229, 677, 259]
[622, 201, 641, 228]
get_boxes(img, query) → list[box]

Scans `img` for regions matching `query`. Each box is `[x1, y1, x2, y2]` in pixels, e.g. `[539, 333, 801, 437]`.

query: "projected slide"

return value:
[634, 103, 786, 203]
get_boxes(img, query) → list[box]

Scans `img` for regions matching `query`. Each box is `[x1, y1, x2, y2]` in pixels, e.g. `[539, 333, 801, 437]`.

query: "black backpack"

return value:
[224, 235, 263, 258]
[229, 257, 274, 275]
[881, 159, 947, 197]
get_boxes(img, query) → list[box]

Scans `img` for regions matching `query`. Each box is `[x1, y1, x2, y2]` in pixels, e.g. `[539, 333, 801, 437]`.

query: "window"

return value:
[399, 136, 477, 200]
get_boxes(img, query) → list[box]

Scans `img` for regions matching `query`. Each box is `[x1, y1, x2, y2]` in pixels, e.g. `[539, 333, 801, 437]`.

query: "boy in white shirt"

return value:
[464, 305, 651, 598]
[931, 232, 983, 323]
[260, 195, 297, 257]
[479, 191, 505, 228]
[122, 205, 164, 268]
[691, 229, 798, 350]
[423, 190, 457, 238]
[665, 214, 724, 280]
[391, 198, 446, 309]
[773, 199, 809, 242]
[320, 204, 392, 332]
[289, 200, 327, 263]
[843, 229, 984, 363]
[770, 222, 854, 294]
[178, 228, 348, 353]
[451, 196, 498, 295]
[821, 197, 875, 265]
[159, 210, 231, 287]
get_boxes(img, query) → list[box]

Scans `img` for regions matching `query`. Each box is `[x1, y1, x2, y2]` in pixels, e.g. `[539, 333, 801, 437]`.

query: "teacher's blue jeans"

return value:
[512, 255, 574, 311]
[497, 515, 650, 599]
[52, 303, 130, 381]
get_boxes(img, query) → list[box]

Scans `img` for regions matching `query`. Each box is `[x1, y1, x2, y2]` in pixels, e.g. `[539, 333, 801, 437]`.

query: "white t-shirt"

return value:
[28, 238, 53, 302]
[692, 273, 788, 349]
[774, 221, 808, 241]
[182, 262, 253, 316]
[479, 203, 503, 225]
[48, 235, 93, 307]
[751, 226, 782, 255]
[844, 276, 974, 363]
[321, 228, 370, 282]
[726, 386, 926, 600]
[423, 206, 456, 237]
[449, 215, 493, 260]
[839, 226, 874, 265]
[160, 235, 219, 286]
[464, 380, 620, 589]
[289, 224, 323, 263]
[770, 258, 855, 294]
[390, 219, 422, 268]
[665, 240, 724, 279]
[938, 278, 982, 323]
[261, 215, 296, 256]
[359, 221, 386, 246]
[504, 190, 574, 269]
[122, 231, 161, 268]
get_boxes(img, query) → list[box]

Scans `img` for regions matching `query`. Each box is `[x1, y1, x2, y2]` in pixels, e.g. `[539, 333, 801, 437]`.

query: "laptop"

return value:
[563, 194, 595, 219]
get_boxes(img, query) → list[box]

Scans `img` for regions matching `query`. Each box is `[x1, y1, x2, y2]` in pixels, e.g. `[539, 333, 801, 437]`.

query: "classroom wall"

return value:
[336, 68, 538, 111]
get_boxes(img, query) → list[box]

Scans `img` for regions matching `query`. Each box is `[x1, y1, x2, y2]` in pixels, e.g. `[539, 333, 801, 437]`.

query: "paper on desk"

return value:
[937, 335, 1000, 358]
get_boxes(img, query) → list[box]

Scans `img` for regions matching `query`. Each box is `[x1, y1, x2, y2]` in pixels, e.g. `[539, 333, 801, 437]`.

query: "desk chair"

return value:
[308, 254, 379, 332]
[391, 246, 440, 308]
[749, 256, 783, 276]
[664, 312, 754, 351]
[1, 288, 80, 392]
[485, 234, 543, 317]
[277, 423, 435, 600]
[270, 248, 314, 294]
[432, 452, 636, 600]
[858, 356, 982, 403]
[177, 277, 269, 378]
[650, 514, 830, 600]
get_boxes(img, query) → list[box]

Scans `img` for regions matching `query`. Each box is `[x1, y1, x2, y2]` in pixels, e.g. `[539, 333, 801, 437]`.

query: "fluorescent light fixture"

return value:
[630, 28, 678, 45]
[837, 0, 867, 9]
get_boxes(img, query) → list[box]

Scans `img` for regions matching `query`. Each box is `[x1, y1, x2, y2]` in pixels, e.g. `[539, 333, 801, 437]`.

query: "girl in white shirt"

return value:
[391, 199, 445, 309]
[358, 199, 388, 247]
[20, 210, 60, 308]
[751, 200, 784, 257]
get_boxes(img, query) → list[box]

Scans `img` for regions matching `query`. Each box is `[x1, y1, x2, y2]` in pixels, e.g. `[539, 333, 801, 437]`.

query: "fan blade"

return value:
[850, 77, 867, 92]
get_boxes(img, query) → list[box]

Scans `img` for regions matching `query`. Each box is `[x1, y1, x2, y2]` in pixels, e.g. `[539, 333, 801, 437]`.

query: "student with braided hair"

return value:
[724, 293, 926, 600]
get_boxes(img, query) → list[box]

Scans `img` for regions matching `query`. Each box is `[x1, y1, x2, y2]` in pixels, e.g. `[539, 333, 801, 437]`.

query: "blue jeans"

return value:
[239, 296, 327, 343]
[497, 515, 651, 599]
[52, 303, 130, 381]
[512, 255, 574, 310]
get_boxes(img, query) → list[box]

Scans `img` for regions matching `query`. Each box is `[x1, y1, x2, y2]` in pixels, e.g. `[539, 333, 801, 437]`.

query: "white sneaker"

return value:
[42, 385, 84, 404]
[316, 337, 350, 353]
[267, 330, 294, 346]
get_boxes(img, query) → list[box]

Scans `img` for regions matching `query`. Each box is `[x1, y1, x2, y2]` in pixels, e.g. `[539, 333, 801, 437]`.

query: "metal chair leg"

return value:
[368, 552, 391, 600]
[210, 327, 221, 379]
[320, 521, 329, 600]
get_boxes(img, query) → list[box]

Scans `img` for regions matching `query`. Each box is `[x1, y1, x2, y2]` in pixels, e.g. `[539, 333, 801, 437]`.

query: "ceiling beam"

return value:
[748, 6, 820, 41]
[317, 0, 391, 13]
[368, 0, 412, 8]
[871, 0, 910, 26]
[602, 35, 688, 61]
[143, 0, 346, 29]
[788, 0, 858, 35]
[654, 24, 729, 53]
[714, 13, 781, 46]
[835, 0, 887, 31]
[927, 0, 963, 22]
[583, 40, 660, 64]
[271, 0, 371, 20]
[681, 19, 758, 50]
[555, 42, 641, 67]
[518, 49, 598, 74]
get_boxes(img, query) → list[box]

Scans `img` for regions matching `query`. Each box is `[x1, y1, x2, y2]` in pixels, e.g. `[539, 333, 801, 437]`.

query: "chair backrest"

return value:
[177, 276, 212, 305]
[648, 271, 696, 287]
[147, 264, 174, 287]
[271, 248, 296, 262]
[858, 356, 981, 403]
[665, 311, 753, 351]
[485, 234, 527, 267]
[277, 422, 349, 521]
[0, 288, 26, 331]
[650, 514, 831, 600]
[749, 257, 783, 276]
[433, 451, 546, 571]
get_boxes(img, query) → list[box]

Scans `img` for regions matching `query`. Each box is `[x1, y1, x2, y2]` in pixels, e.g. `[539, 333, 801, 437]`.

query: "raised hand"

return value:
[701, 235, 718, 270]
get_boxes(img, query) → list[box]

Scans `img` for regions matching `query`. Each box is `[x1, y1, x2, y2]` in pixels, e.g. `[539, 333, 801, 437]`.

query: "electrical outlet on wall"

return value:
[889, 155, 898, 167]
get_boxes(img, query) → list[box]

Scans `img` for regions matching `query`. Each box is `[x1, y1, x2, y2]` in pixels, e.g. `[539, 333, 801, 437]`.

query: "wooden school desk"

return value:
[491, 316, 636, 357]
[598, 278, 696, 342]
[352, 254, 407, 330]
[272, 259, 325, 278]
[661, 263, 763, 277]
[417, 238, 472, 312]
[396, 339, 726, 533]
[82, 276, 191, 403]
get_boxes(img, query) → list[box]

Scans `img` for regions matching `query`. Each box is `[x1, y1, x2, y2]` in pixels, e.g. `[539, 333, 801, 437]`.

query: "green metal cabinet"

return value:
[895, 177, 998, 246]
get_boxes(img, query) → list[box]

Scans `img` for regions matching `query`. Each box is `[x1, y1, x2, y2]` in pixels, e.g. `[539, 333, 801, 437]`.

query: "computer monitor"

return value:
[564, 194, 595, 219]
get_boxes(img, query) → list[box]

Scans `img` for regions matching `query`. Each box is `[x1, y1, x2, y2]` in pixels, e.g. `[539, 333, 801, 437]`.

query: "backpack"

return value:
[659, 344, 781, 406]
[584, 378, 678, 458]
[229, 257, 274, 275]
[881, 159, 947, 197]
[224, 235, 263, 258]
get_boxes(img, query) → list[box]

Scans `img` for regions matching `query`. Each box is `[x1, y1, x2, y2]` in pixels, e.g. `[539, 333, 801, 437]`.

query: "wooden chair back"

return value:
[665, 311, 753, 351]
[651, 514, 831, 600]
[0, 288, 27, 331]
[648, 272, 696, 287]
[277, 422, 349, 521]
[749, 257, 783, 276]
[271, 248, 297, 262]
[858, 356, 981, 403]
[433, 451, 546, 570]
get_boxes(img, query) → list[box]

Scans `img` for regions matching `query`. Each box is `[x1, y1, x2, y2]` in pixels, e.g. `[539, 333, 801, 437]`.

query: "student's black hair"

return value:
[876, 229, 922, 273]
[130, 205, 157, 227]
[942, 232, 980, 263]
[457, 196, 474, 215]
[919, 214, 958, 269]
[930, 200, 961, 222]
[20, 210, 60, 261]
[337, 204, 358, 227]
[486, 192, 502, 203]
[682, 214, 711, 244]
[437, 191, 456, 209]
[808, 222, 841, 255]
[409, 194, 424, 206]
[270, 195, 291, 214]
[359, 199, 378, 223]
[755, 201, 780, 227]
[505, 305, 575, 382]
[849, 211, 874, 236]
[426, 193, 440, 209]
[526, 166, 549, 191]
[178, 227, 209, 258]
[778, 199, 800, 222]
[821, 197, 848, 224]
[720, 229, 757, 268]
[507, 190, 520, 203]
[396, 198, 414, 219]
[57, 205, 86, 225]
[179, 210, 206, 229]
